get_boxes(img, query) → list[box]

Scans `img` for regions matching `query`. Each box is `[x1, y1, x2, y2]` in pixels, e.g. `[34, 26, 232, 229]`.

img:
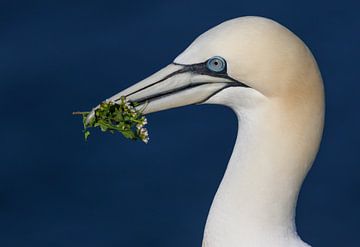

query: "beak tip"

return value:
[85, 109, 96, 125]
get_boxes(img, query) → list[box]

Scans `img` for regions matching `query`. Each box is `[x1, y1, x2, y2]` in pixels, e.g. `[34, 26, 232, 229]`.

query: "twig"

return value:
[72, 111, 88, 115]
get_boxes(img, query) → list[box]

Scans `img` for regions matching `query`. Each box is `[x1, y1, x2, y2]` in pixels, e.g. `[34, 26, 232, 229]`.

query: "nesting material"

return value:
[74, 97, 149, 143]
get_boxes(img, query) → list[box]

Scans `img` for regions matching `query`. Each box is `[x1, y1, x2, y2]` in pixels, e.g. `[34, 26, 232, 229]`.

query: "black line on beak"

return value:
[135, 81, 240, 105]
[173, 62, 249, 88]
[116, 61, 249, 103]
[123, 66, 191, 98]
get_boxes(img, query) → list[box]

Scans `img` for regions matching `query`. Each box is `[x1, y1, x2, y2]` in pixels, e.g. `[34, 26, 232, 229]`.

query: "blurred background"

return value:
[1, 0, 359, 246]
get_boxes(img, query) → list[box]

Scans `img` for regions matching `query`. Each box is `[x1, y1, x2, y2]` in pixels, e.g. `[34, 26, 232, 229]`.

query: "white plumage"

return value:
[89, 16, 324, 247]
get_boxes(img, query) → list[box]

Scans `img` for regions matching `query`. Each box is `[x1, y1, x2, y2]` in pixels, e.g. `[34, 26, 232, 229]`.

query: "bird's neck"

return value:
[203, 97, 324, 247]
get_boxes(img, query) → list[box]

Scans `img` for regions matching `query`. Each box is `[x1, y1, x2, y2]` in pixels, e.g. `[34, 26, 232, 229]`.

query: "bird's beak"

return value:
[86, 62, 246, 122]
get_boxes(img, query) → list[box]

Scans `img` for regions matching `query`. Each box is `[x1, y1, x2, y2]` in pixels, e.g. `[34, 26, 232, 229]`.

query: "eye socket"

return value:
[206, 56, 226, 73]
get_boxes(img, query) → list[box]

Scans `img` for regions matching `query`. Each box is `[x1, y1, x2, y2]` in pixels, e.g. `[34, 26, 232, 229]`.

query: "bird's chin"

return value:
[204, 86, 266, 112]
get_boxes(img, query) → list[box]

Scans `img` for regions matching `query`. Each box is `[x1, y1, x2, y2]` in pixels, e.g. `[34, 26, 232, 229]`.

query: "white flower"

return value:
[142, 137, 149, 144]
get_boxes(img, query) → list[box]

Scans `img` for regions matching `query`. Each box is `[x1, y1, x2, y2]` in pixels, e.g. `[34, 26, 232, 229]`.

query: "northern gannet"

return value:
[88, 16, 324, 247]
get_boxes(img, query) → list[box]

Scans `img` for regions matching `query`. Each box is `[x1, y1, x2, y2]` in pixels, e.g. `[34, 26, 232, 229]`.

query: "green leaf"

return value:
[84, 130, 90, 141]
[75, 99, 149, 143]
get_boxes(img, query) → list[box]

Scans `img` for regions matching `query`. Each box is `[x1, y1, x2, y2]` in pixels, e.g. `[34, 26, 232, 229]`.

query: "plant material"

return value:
[73, 97, 149, 143]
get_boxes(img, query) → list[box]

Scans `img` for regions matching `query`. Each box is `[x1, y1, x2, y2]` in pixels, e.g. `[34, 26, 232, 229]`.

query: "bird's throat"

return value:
[202, 98, 324, 247]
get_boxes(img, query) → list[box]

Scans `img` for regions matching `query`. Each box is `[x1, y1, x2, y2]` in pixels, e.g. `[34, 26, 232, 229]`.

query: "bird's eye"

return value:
[206, 56, 226, 73]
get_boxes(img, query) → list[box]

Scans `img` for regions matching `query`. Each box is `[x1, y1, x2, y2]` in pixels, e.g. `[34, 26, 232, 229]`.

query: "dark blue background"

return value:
[1, 0, 359, 246]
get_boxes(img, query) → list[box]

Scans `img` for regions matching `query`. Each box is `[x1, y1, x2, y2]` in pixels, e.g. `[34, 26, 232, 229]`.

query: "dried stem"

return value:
[72, 111, 89, 115]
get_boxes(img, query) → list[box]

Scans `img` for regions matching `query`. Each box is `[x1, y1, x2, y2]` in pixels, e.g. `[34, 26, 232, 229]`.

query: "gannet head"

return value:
[87, 16, 323, 121]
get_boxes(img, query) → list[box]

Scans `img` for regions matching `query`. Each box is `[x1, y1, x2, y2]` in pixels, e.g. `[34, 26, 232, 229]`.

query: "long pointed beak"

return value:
[86, 63, 245, 123]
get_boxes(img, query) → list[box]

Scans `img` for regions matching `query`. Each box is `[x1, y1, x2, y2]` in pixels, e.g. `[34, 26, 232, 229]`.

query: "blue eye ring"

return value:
[206, 56, 226, 73]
